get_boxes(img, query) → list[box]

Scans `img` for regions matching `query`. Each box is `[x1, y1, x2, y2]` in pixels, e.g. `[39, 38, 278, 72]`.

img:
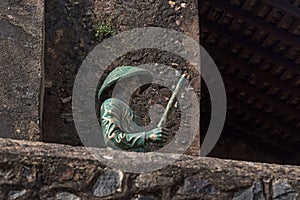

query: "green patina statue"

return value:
[98, 66, 169, 152]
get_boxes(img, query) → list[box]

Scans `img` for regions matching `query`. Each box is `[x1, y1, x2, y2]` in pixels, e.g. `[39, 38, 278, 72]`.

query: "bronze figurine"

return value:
[98, 66, 169, 152]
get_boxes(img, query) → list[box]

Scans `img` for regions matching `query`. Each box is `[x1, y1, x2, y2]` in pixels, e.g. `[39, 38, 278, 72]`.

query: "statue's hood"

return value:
[98, 66, 153, 100]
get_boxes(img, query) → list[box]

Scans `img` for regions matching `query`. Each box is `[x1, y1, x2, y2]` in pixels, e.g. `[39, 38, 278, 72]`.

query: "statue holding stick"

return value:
[98, 66, 186, 152]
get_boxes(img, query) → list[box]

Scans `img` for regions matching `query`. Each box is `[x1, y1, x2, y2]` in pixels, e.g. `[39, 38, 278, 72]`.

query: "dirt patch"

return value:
[43, 0, 96, 145]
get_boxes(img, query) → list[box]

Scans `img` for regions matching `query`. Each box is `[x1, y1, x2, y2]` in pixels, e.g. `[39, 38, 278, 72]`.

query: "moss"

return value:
[95, 19, 116, 40]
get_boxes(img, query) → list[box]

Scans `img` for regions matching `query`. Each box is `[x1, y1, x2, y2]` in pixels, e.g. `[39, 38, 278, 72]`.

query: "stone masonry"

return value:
[0, 0, 43, 141]
[1, 1, 300, 200]
[0, 138, 299, 199]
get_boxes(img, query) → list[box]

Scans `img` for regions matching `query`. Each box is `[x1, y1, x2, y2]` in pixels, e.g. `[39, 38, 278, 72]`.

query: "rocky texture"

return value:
[0, 137, 299, 199]
[92, 169, 123, 197]
[43, 0, 200, 155]
[272, 181, 299, 200]
[232, 181, 264, 200]
[0, 0, 43, 141]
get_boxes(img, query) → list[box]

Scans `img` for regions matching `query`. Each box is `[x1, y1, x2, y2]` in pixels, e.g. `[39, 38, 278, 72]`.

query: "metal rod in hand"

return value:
[157, 73, 187, 128]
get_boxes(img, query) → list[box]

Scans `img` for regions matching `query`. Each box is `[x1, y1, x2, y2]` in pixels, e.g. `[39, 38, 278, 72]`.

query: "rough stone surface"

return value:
[135, 173, 175, 190]
[132, 194, 160, 200]
[0, 0, 43, 141]
[233, 181, 264, 200]
[8, 190, 27, 200]
[273, 181, 299, 200]
[178, 176, 218, 195]
[92, 169, 123, 197]
[55, 192, 81, 200]
[0, 138, 299, 199]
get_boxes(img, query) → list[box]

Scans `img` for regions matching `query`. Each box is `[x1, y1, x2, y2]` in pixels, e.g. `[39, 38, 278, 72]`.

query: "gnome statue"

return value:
[98, 66, 169, 152]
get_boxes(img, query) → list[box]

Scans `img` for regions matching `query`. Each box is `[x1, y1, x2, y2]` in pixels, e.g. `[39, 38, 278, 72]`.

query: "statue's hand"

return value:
[145, 127, 169, 143]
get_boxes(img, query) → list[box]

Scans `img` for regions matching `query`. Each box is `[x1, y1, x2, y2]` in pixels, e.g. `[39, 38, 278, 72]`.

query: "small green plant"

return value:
[95, 20, 116, 40]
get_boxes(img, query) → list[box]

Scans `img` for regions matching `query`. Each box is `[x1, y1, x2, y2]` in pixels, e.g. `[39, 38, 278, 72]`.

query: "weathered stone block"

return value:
[92, 168, 123, 197]
[0, 0, 43, 140]
[55, 192, 81, 200]
[8, 190, 27, 200]
[135, 173, 174, 189]
[177, 176, 218, 195]
[233, 181, 264, 200]
[273, 181, 299, 200]
[0, 138, 300, 199]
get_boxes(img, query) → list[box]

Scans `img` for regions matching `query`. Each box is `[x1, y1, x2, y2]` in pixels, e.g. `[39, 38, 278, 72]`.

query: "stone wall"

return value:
[0, 137, 299, 199]
[2, 1, 299, 200]
[0, 0, 43, 141]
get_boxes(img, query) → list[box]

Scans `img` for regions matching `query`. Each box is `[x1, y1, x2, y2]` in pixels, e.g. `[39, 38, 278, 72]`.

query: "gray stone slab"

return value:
[0, 138, 300, 199]
[92, 169, 123, 197]
[0, 0, 43, 140]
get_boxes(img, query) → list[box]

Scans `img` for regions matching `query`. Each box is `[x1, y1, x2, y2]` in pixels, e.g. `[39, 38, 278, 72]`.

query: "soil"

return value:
[43, 0, 96, 145]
